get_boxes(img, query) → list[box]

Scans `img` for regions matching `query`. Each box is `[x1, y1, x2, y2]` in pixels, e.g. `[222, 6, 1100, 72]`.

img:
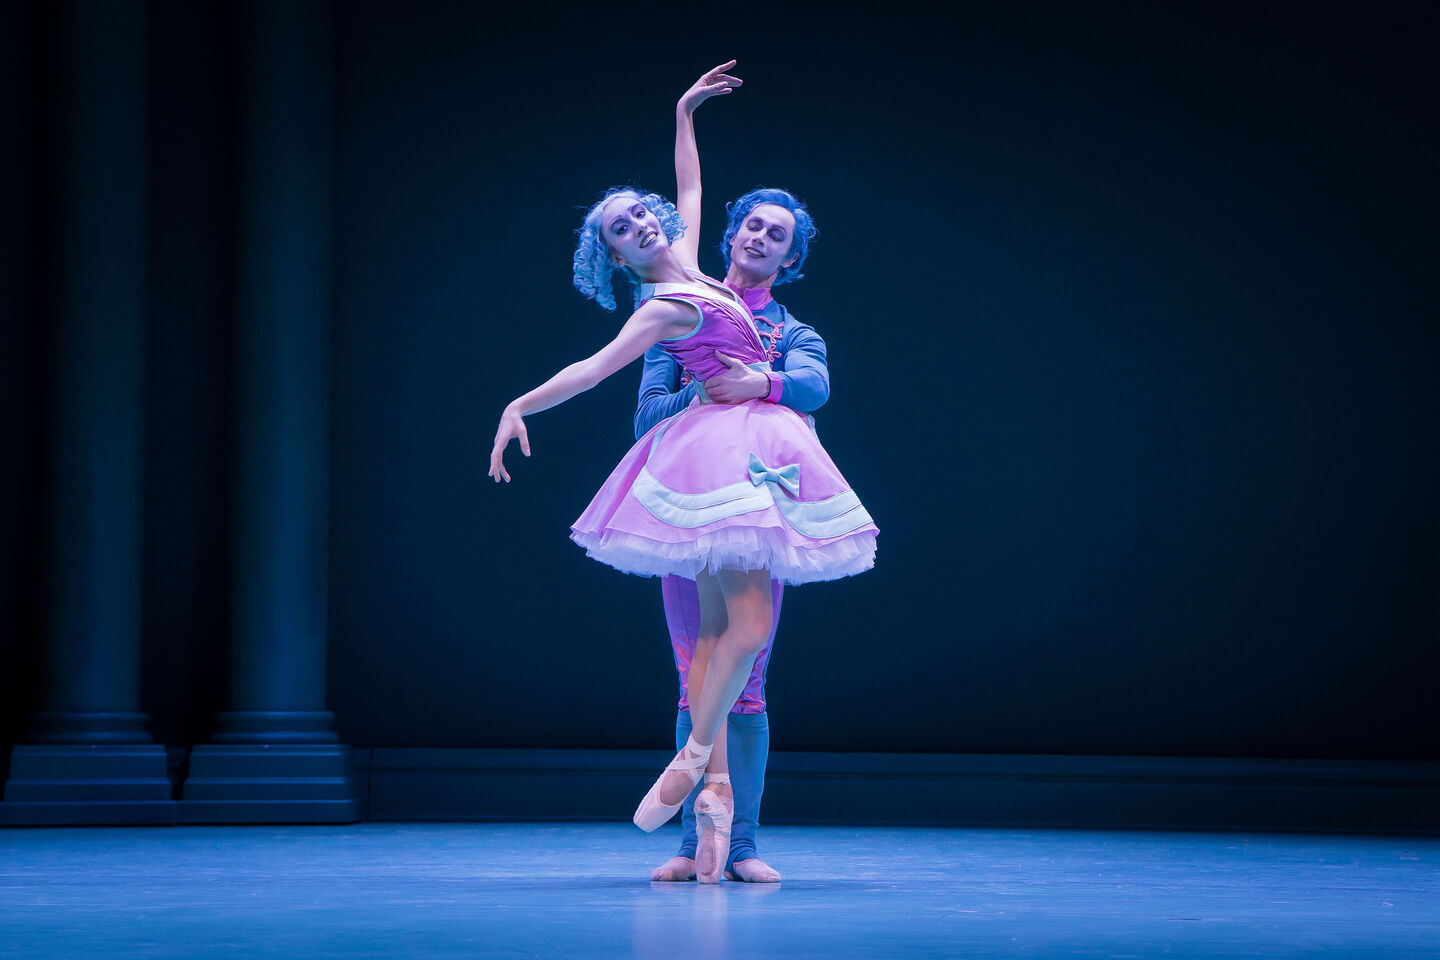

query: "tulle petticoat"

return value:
[570, 400, 877, 586]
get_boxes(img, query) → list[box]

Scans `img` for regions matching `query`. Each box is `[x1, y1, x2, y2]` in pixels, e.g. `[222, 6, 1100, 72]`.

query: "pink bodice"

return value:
[640, 274, 768, 384]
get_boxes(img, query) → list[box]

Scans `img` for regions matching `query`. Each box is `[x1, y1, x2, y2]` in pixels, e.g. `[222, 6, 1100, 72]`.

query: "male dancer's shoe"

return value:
[694, 775, 734, 884]
[634, 736, 711, 832]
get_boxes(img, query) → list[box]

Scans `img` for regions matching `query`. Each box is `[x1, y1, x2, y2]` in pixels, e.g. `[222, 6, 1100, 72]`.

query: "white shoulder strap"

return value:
[643, 281, 712, 299]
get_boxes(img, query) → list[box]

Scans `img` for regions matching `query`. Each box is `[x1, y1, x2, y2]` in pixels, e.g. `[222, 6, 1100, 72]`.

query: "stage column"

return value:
[0, 0, 176, 826]
[179, 0, 358, 824]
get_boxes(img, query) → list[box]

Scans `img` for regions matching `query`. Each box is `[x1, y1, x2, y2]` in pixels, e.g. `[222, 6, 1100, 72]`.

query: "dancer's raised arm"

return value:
[671, 61, 741, 268]
[489, 298, 695, 482]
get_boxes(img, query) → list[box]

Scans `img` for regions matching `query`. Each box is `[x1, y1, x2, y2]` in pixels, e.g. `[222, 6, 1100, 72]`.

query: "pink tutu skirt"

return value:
[571, 400, 877, 585]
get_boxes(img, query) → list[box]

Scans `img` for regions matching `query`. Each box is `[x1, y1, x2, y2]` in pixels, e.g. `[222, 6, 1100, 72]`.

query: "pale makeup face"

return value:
[604, 196, 667, 267]
[728, 202, 797, 280]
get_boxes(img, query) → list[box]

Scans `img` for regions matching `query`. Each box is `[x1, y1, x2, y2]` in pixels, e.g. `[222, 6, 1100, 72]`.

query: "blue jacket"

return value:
[633, 298, 830, 440]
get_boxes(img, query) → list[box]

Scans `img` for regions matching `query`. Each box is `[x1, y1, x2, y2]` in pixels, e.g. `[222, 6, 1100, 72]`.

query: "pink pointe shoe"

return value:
[694, 774, 734, 884]
[633, 736, 712, 833]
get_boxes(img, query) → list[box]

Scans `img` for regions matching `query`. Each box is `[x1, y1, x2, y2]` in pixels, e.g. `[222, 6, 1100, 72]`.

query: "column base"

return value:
[211, 710, 340, 744]
[24, 711, 153, 744]
[0, 744, 177, 825]
[179, 743, 360, 824]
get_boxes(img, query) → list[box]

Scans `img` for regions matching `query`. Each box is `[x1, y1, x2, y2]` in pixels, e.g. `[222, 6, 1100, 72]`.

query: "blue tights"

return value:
[673, 709, 769, 871]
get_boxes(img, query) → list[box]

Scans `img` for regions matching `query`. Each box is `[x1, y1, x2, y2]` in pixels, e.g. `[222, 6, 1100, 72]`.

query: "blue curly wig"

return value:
[572, 187, 687, 311]
[720, 187, 817, 287]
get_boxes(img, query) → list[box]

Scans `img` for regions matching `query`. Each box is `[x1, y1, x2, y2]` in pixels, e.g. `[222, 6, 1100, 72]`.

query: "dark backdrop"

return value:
[3, 0, 1437, 761]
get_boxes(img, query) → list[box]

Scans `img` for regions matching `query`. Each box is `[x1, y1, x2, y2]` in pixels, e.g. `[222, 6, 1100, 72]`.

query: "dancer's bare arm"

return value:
[489, 299, 695, 482]
[672, 61, 741, 268]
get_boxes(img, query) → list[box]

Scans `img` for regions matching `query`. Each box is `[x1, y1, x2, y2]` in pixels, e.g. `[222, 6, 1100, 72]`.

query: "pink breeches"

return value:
[660, 574, 783, 715]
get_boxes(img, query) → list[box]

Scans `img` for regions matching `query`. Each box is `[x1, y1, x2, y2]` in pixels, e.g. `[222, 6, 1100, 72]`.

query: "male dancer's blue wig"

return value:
[573, 187, 687, 312]
[720, 187, 817, 287]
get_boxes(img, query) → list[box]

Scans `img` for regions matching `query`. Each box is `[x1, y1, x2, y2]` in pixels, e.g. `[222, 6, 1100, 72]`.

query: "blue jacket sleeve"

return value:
[772, 312, 830, 414]
[634, 344, 698, 439]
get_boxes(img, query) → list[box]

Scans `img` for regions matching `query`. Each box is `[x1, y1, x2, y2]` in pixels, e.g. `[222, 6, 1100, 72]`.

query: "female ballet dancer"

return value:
[488, 63, 877, 883]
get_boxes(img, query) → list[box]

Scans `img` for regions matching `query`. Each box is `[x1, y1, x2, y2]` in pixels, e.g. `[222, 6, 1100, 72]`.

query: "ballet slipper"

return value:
[649, 855, 696, 882]
[633, 736, 711, 833]
[694, 775, 734, 884]
[725, 858, 781, 883]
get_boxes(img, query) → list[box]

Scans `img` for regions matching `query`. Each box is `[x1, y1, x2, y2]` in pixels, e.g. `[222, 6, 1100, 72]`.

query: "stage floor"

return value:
[1, 822, 1436, 958]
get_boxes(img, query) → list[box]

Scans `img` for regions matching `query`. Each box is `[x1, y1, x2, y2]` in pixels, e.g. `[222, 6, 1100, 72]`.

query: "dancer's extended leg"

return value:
[689, 568, 770, 882]
[687, 570, 729, 782]
[652, 575, 783, 882]
[633, 567, 772, 844]
[688, 568, 772, 745]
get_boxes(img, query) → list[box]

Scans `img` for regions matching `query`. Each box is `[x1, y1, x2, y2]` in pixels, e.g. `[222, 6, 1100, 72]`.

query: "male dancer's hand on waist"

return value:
[704, 351, 772, 404]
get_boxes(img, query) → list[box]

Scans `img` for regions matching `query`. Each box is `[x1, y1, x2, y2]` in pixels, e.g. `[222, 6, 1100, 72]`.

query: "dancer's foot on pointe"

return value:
[656, 753, 704, 807]
[725, 858, 781, 883]
[634, 736, 712, 832]
[694, 776, 734, 884]
[649, 855, 697, 882]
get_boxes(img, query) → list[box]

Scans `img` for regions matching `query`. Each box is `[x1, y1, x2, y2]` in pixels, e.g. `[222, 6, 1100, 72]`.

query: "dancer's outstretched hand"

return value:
[704, 350, 771, 403]
[489, 406, 529, 483]
[679, 60, 742, 114]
